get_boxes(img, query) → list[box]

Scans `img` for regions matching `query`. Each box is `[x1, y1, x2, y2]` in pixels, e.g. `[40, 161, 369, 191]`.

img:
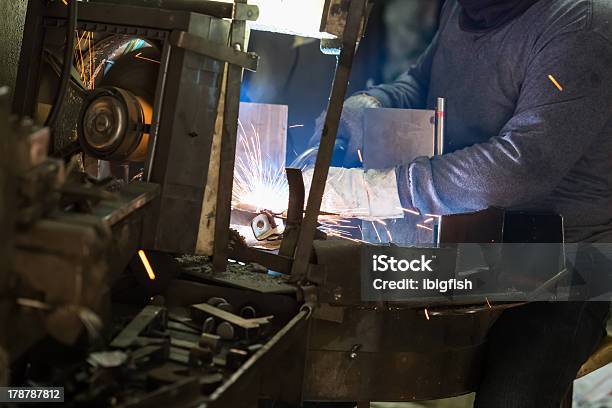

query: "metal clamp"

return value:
[169, 30, 258, 72]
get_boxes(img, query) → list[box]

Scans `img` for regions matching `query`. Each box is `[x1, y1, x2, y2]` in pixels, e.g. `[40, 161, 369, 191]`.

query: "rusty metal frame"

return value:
[289, 0, 369, 282]
[212, 0, 250, 272]
[169, 30, 258, 72]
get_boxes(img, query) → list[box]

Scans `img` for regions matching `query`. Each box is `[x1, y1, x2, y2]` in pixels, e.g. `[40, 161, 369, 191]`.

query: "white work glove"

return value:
[303, 167, 404, 220]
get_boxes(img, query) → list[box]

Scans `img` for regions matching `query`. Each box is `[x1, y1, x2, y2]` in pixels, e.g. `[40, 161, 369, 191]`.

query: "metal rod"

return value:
[212, 1, 248, 272]
[290, 0, 368, 283]
[436, 97, 445, 156]
[90, 0, 235, 19]
[279, 168, 306, 259]
[144, 41, 171, 182]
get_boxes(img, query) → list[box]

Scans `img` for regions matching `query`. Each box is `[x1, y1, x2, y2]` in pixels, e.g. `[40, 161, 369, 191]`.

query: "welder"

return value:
[308, 0, 612, 406]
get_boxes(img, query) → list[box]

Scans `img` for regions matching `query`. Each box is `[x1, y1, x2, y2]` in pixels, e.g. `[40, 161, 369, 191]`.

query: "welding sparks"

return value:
[417, 223, 433, 232]
[385, 226, 393, 242]
[232, 121, 289, 214]
[319, 217, 367, 243]
[424, 308, 430, 320]
[138, 250, 156, 280]
[288, 124, 304, 129]
[485, 297, 492, 308]
[423, 217, 434, 224]
[357, 149, 363, 163]
[76, 31, 87, 88]
[371, 221, 382, 242]
[88, 32, 94, 89]
[135, 52, 160, 64]
[548, 74, 563, 91]
[231, 123, 424, 245]
[75, 31, 97, 90]
[398, 207, 421, 216]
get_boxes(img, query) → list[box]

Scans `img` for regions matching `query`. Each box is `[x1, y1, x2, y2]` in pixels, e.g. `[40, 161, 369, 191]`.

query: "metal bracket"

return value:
[169, 30, 258, 72]
[279, 168, 305, 258]
[234, 3, 259, 21]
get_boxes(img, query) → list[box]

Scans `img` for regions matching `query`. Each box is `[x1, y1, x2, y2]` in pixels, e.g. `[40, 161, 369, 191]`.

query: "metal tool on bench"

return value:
[110, 305, 168, 349]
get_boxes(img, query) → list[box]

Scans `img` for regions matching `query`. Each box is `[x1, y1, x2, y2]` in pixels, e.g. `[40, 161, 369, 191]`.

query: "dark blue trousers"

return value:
[474, 301, 609, 408]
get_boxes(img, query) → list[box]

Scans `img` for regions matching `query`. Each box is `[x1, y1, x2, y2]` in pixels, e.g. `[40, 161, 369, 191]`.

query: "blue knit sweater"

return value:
[365, 0, 612, 243]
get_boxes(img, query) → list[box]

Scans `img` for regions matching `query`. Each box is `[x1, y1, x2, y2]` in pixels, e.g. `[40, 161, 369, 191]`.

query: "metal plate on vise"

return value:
[362, 107, 436, 245]
[362, 107, 435, 169]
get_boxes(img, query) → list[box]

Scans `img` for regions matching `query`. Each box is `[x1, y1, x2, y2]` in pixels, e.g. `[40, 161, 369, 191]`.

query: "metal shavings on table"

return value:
[176, 255, 296, 294]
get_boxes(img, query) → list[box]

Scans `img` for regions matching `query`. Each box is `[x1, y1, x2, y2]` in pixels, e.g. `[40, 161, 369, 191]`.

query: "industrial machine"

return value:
[1, 0, 571, 406]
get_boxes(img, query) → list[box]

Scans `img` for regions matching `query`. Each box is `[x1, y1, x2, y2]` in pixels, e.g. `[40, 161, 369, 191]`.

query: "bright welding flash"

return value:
[138, 250, 156, 280]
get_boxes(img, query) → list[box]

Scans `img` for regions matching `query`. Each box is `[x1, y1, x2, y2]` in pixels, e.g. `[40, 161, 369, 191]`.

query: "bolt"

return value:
[333, 287, 343, 301]
[349, 344, 361, 359]
[94, 113, 111, 133]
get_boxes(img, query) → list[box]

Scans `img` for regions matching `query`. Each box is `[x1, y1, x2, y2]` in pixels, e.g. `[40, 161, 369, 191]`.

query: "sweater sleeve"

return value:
[399, 30, 612, 215]
[363, 32, 438, 109]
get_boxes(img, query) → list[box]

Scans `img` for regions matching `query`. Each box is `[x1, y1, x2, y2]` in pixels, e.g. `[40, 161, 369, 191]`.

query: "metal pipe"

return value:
[436, 97, 445, 156]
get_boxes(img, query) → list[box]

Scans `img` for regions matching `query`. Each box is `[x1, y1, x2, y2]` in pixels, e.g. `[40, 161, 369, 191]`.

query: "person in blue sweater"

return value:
[311, 0, 612, 405]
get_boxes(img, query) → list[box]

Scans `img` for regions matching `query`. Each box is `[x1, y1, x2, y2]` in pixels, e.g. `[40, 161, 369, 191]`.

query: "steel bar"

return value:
[279, 168, 305, 259]
[213, 1, 249, 272]
[170, 31, 258, 71]
[144, 41, 171, 182]
[290, 0, 368, 282]
[191, 303, 273, 329]
[90, 0, 243, 20]
[436, 97, 445, 156]
[110, 305, 165, 348]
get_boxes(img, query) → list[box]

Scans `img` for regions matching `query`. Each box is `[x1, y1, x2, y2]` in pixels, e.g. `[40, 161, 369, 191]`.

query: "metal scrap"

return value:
[191, 303, 273, 330]
[110, 305, 167, 349]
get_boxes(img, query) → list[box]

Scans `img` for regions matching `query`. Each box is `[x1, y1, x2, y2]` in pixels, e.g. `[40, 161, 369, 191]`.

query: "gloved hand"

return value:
[307, 94, 382, 168]
[303, 167, 404, 220]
